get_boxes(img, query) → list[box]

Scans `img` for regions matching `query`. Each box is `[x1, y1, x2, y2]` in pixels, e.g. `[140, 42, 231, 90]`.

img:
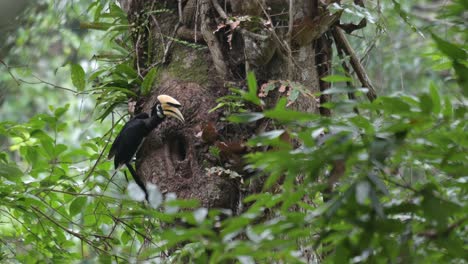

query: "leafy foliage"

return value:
[0, 0, 466, 263]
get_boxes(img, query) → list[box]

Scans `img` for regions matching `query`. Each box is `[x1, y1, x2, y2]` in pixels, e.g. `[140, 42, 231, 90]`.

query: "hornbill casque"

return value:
[108, 95, 184, 200]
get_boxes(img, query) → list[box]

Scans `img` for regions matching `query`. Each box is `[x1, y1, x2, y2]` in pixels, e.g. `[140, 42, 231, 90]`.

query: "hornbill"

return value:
[108, 95, 184, 200]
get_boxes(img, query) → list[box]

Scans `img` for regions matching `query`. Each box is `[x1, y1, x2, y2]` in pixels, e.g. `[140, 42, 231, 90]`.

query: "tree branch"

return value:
[160, 0, 183, 65]
[200, 0, 229, 78]
[0, 59, 20, 86]
[336, 40, 360, 114]
[332, 26, 377, 101]
[418, 217, 468, 239]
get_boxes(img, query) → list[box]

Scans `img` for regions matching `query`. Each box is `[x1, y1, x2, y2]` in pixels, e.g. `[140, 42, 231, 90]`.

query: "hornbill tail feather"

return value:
[125, 163, 149, 201]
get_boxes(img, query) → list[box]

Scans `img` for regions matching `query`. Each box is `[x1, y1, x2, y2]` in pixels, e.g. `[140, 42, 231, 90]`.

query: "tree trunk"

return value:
[119, 0, 337, 212]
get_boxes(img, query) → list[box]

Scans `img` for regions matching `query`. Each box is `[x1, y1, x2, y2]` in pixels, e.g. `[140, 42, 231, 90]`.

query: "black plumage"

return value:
[108, 110, 164, 200]
[108, 95, 184, 201]
[108, 112, 163, 169]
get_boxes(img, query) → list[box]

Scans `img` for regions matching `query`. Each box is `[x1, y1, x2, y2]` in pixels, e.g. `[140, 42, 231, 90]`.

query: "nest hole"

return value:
[168, 135, 187, 162]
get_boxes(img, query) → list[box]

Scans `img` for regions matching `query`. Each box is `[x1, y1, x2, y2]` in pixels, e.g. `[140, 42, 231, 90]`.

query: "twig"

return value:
[19, 74, 80, 94]
[211, 0, 227, 19]
[316, 34, 332, 117]
[0, 59, 20, 86]
[36, 188, 112, 198]
[339, 18, 367, 34]
[112, 216, 169, 257]
[176, 25, 205, 43]
[161, 0, 183, 64]
[31, 206, 125, 260]
[0, 208, 42, 241]
[35, 195, 81, 227]
[287, 0, 294, 40]
[417, 217, 468, 239]
[194, 0, 200, 43]
[135, 33, 144, 79]
[332, 27, 377, 101]
[287, 0, 294, 79]
[255, 0, 284, 50]
[31, 207, 88, 242]
[205, 1, 226, 29]
[384, 176, 418, 193]
[83, 114, 125, 182]
[336, 41, 360, 114]
[254, 0, 302, 77]
[360, 38, 377, 65]
[149, 14, 167, 62]
[177, 0, 183, 24]
[200, 0, 228, 78]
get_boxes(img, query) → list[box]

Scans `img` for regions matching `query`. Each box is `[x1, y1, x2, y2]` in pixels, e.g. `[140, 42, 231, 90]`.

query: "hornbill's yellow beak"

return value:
[157, 95, 185, 122]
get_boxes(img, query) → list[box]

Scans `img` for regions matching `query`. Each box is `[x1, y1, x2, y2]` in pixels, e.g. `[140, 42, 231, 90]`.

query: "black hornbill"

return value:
[108, 95, 184, 200]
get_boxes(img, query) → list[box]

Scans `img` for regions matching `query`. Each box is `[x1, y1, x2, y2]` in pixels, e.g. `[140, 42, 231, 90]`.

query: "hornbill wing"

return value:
[113, 119, 150, 169]
[108, 133, 122, 160]
[108, 113, 149, 160]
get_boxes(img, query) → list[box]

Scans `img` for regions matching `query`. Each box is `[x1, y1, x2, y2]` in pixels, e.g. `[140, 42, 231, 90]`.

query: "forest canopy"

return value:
[0, 0, 466, 263]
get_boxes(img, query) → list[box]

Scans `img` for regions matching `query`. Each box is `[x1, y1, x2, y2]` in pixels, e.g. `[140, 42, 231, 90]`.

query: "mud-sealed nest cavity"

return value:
[136, 79, 239, 209]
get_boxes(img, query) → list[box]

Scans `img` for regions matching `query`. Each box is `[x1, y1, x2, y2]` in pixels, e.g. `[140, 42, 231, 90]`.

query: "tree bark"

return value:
[119, 0, 337, 212]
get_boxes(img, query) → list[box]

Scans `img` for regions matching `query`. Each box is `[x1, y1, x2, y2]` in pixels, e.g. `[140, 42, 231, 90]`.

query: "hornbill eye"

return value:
[157, 95, 185, 122]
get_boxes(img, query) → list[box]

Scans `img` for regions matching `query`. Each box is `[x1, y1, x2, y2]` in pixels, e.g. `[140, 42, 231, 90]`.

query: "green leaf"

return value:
[436, 235, 468, 258]
[288, 88, 300, 103]
[431, 33, 467, 61]
[367, 173, 389, 195]
[165, 198, 200, 208]
[30, 129, 55, 158]
[421, 186, 461, 226]
[69, 196, 87, 217]
[70, 64, 86, 91]
[121, 230, 132, 245]
[79, 21, 113, 30]
[349, 115, 374, 134]
[355, 181, 370, 205]
[91, 2, 103, 21]
[254, 130, 284, 140]
[385, 202, 418, 215]
[244, 72, 262, 106]
[108, 2, 127, 21]
[115, 63, 138, 80]
[377, 97, 411, 114]
[0, 163, 23, 182]
[326, 186, 354, 218]
[249, 130, 290, 149]
[261, 81, 277, 95]
[419, 93, 433, 114]
[264, 98, 319, 122]
[429, 83, 441, 115]
[443, 96, 453, 119]
[55, 144, 68, 157]
[141, 68, 158, 95]
[54, 104, 70, 118]
[391, 0, 424, 37]
[98, 254, 112, 264]
[88, 68, 106, 82]
[370, 187, 385, 218]
[322, 87, 368, 95]
[321, 75, 353, 83]
[263, 172, 283, 190]
[0, 152, 7, 163]
[453, 61, 468, 96]
[228, 112, 264, 123]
